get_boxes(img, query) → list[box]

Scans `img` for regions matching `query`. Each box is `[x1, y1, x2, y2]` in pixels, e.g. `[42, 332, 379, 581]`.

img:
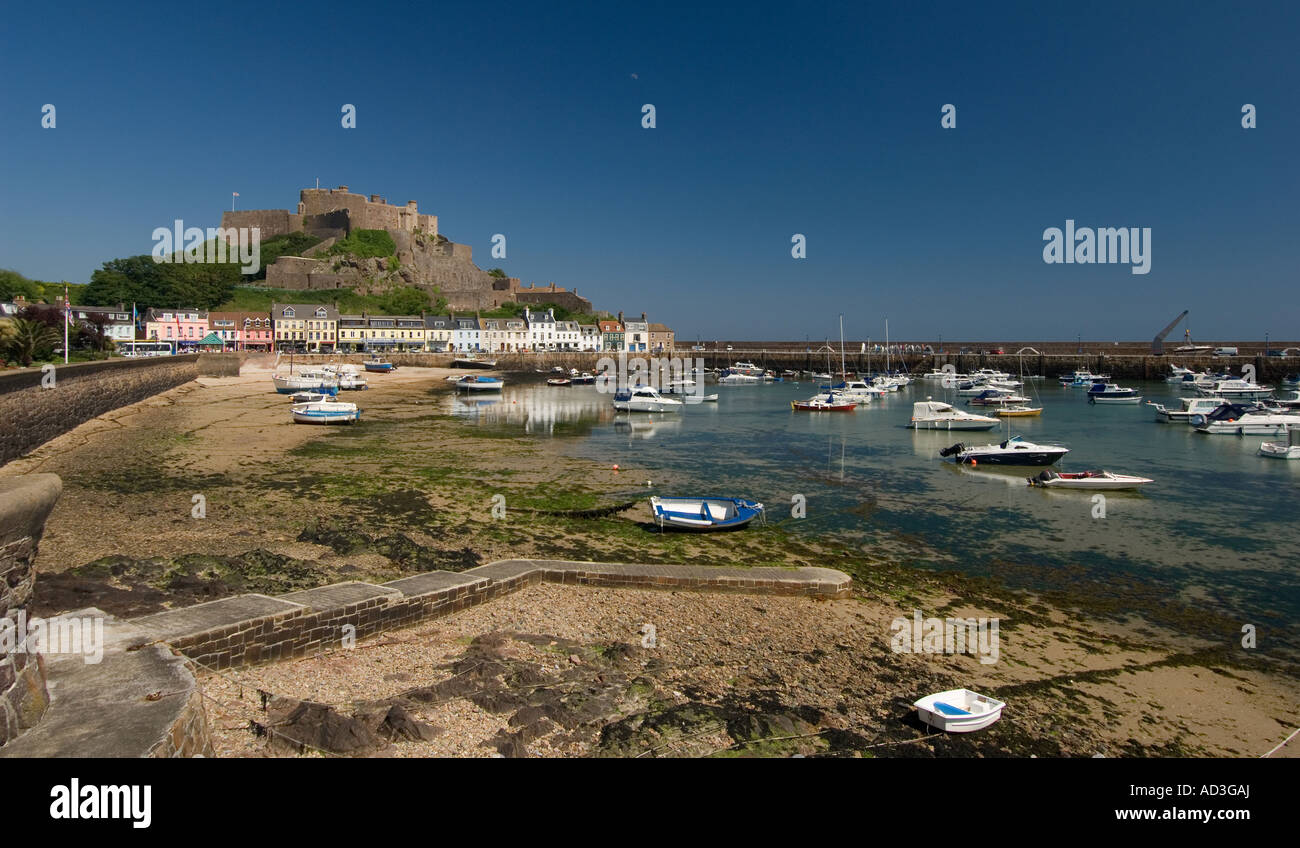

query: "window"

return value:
[282, 307, 295, 318]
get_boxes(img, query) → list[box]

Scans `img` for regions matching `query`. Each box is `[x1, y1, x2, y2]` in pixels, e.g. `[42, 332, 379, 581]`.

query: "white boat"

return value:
[1270, 389, 1300, 408]
[819, 379, 881, 404]
[1147, 396, 1226, 423]
[718, 372, 762, 384]
[456, 375, 504, 391]
[909, 400, 1000, 430]
[1259, 427, 1300, 459]
[288, 390, 336, 403]
[1027, 469, 1154, 490]
[1197, 379, 1273, 400]
[1087, 382, 1143, 404]
[291, 400, 360, 424]
[1193, 403, 1295, 435]
[613, 385, 683, 413]
[1165, 364, 1196, 383]
[682, 393, 719, 404]
[337, 372, 369, 391]
[913, 689, 1005, 733]
[272, 371, 337, 393]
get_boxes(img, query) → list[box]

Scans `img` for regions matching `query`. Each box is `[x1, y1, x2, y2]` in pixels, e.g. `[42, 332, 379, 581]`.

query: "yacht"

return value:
[613, 385, 683, 413]
[1192, 403, 1294, 435]
[818, 379, 883, 403]
[1196, 379, 1273, 401]
[1087, 382, 1143, 404]
[718, 372, 762, 384]
[909, 400, 1000, 430]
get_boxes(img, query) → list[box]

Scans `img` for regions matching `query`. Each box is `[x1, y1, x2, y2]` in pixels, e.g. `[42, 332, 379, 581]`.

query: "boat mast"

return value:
[885, 319, 891, 374]
[839, 314, 846, 380]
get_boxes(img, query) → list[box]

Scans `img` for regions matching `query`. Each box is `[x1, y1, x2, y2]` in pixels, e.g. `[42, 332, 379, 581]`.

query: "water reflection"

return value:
[445, 384, 614, 436]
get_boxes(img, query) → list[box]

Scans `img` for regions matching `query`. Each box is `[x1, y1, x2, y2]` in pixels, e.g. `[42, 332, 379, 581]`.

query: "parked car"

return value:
[1213, 346, 1239, 357]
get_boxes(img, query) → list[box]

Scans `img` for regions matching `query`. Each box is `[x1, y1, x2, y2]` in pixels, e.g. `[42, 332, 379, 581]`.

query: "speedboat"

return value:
[1087, 382, 1142, 404]
[570, 372, 596, 385]
[1027, 469, 1153, 490]
[913, 689, 1005, 733]
[995, 405, 1043, 417]
[1192, 403, 1294, 435]
[718, 372, 762, 384]
[649, 496, 764, 531]
[1165, 364, 1196, 383]
[291, 400, 360, 424]
[1058, 370, 1109, 386]
[792, 393, 856, 412]
[909, 400, 999, 430]
[1147, 396, 1227, 423]
[682, 393, 719, 404]
[1270, 390, 1300, 409]
[364, 358, 395, 373]
[1258, 427, 1300, 459]
[938, 435, 1069, 466]
[613, 385, 683, 413]
[967, 389, 1031, 406]
[1197, 378, 1273, 400]
[456, 375, 504, 392]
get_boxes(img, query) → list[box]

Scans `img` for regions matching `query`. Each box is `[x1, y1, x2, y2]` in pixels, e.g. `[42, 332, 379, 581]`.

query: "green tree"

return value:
[380, 286, 431, 314]
[1, 318, 59, 367]
[0, 269, 43, 301]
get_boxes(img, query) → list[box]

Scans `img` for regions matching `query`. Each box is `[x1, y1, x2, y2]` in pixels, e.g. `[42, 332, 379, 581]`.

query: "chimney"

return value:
[641, 312, 647, 322]
[617, 311, 623, 323]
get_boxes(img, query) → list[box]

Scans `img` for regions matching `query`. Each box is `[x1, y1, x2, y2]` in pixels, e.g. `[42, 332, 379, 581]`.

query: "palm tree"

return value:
[1, 318, 59, 367]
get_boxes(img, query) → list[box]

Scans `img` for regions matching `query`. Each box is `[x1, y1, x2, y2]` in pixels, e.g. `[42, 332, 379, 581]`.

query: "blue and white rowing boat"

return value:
[291, 400, 361, 424]
[649, 496, 764, 531]
[456, 375, 504, 391]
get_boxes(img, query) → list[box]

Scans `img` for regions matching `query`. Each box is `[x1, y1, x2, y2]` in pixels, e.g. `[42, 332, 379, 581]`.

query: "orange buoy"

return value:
[970, 459, 978, 466]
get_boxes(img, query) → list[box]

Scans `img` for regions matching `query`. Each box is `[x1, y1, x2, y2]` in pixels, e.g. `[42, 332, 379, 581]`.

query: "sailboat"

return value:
[996, 352, 1044, 417]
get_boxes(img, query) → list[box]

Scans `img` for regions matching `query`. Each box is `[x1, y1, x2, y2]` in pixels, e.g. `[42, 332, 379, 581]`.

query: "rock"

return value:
[265, 696, 384, 755]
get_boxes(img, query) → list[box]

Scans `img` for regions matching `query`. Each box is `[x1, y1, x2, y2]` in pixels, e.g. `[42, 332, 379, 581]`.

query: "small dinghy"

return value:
[792, 393, 856, 412]
[546, 377, 572, 386]
[291, 400, 360, 424]
[995, 405, 1043, 417]
[913, 689, 1005, 733]
[457, 375, 504, 391]
[1027, 469, 1153, 490]
[1259, 426, 1300, 460]
[649, 496, 764, 531]
[682, 393, 719, 404]
[289, 389, 337, 403]
[337, 372, 369, 390]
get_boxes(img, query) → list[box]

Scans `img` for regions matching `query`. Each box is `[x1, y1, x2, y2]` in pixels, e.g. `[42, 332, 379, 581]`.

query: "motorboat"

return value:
[1258, 427, 1300, 460]
[939, 435, 1069, 467]
[909, 400, 999, 430]
[364, 358, 395, 373]
[726, 361, 764, 377]
[1282, 374, 1300, 388]
[966, 389, 1031, 406]
[1087, 382, 1143, 404]
[337, 372, 369, 390]
[682, 393, 719, 404]
[1165, 364, 1197, 383]
[613, 385, 683, 413]
[570, 372, 596, 385]
[272, 371, 338, 393]
[818, 379, 882, 404]
[1192, 403, 1294, 435]
[719, 372, 762, 384]
[1147, 396, 1227, 423]
[291, 400, 360, 424]
[1197, 378, 1273, 400]
[1270, 390, 1300, 409]
[1058, 369, 1109, 386]
[1027, 469, 1153, 490]
[792, 393, 856, 412]
[649, 496, 764, 531]
[661, 379, 699, 395]
[913, 689, 1005, 733]
[456, 375, 504, 392]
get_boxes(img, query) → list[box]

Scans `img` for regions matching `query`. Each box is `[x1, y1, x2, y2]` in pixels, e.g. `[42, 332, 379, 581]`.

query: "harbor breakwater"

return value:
[0, 354, 245, 467]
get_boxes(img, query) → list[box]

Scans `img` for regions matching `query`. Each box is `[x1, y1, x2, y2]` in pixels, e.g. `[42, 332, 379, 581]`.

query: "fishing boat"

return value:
[1258, 427, 1300, 460]
[546, 377, 572, 386]
[1027, 469, 1154, 490]
[1147, 396, 1227, 423]
[939, 435, 1069, 466]
[792, 393, 856, 412]
[1192, 403, 1295, 435]
[613, 385, 683, 412]
[1087, 382, 1143, 404]
[649, 496, 764, 531]
[913, 689, 1005, 733]
[456, 374, 504, 392]
[271, 371, 337, 394]
[570, 372, 596, 384]
[364, 358, 395, 373]
[909, 400, 999, 430]
[291, 400, 361, 424]
[452, 355, 498, 369]
[995, 405, 1043, 417]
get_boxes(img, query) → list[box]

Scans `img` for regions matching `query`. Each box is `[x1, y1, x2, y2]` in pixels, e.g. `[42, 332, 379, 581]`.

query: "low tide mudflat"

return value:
[4, 363, 1296, 757]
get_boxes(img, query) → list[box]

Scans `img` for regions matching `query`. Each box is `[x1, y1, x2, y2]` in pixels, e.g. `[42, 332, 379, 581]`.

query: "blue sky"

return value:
[2, 1, 1297, 341]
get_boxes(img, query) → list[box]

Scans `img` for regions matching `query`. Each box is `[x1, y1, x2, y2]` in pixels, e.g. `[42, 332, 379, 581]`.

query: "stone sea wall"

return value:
[0, 355, 202, 466]
[0, 474, 61, 748]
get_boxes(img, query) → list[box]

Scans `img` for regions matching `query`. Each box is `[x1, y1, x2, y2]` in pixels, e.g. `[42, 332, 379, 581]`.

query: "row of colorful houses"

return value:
[137, 305, 675, 354]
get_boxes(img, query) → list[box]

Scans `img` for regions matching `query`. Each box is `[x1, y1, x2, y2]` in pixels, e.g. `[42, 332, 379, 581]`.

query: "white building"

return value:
[525, 307, 556, 351]
[452, 316, 481, 351]
[579, 324, 603, 352]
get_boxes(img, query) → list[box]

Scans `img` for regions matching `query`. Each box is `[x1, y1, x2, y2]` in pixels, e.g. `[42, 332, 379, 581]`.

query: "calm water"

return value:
[445, 377, 1300, 646]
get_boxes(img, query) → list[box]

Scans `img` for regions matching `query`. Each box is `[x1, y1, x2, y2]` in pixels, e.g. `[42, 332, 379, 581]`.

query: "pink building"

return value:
[208, 311, 273, 351]
[143, 308, 209, 350]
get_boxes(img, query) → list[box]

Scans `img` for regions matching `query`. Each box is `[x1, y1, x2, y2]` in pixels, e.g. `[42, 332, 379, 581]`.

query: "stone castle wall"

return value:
[0, 356, 200, 467]
[0, 474, 62, 748]
[219, 209, 302, 241]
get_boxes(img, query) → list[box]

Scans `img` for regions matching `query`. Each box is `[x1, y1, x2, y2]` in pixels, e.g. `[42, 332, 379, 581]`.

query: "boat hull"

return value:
[650, 497, 764, 532]
[913, 689, 1005, 733]
[910, 419, 999, 430]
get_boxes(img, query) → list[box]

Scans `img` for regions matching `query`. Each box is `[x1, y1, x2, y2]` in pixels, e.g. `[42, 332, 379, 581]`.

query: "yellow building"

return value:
[272, 303, 338, 352]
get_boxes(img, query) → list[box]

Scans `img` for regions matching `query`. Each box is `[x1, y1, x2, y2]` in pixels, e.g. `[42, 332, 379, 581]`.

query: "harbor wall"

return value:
[0, 356, 202, 466]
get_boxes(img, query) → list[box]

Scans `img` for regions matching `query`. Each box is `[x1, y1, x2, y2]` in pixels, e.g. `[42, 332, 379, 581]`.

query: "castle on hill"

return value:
[221, 185, 592, 315]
